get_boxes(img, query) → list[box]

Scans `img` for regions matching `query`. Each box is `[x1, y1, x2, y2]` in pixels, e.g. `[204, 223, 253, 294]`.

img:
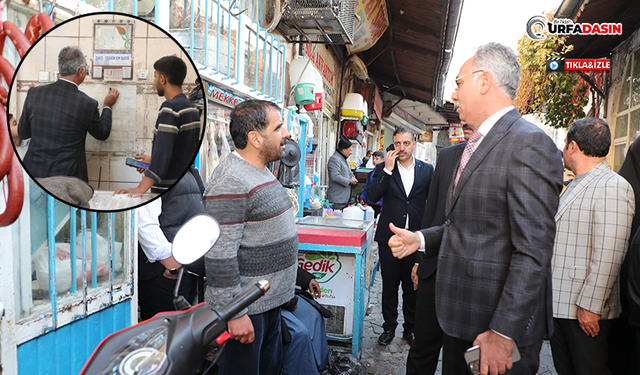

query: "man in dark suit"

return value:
[367, 126, 433, 346]
[406, 124, 473, 375]
[18, 46, 119, 182]
[389, 42, 563, 374]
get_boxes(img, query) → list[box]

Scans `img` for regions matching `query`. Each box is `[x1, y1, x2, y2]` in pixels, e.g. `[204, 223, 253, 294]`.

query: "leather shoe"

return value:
[402, 331, 415, 345]
[377, 330, 395, 345]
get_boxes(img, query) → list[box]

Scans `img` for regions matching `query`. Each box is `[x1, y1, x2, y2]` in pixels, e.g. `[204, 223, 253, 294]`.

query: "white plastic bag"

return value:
[33, 231, 123, 292]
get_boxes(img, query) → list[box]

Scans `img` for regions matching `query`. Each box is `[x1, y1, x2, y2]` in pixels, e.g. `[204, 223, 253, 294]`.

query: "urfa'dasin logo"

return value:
[527, 15, 622, 40]
[298, 253, 342, 283]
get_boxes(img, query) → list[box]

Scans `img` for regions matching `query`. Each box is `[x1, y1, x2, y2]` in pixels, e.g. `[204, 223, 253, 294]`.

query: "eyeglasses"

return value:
[451, 70, 484, 91]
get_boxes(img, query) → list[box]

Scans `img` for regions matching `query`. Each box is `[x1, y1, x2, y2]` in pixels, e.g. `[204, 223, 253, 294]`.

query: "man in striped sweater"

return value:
[203, 100, 297, 374]
[115, 56, 201, 195]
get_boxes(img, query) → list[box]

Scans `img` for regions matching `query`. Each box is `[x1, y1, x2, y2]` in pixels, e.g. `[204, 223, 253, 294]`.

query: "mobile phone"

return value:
[464, 345, 481, 375]
[125, 157, 149, 170]
[464, 342, 521, 375]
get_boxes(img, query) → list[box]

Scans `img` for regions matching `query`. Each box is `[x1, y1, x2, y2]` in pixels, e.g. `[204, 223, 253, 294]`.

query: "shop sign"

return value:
[298, 251, 354, 304]
[392, 106, 427, 132]
[449, 123, 465, 142]
[347, 0, 389, 54]
[304, 44, 336, 112]
[207, 84, 245, 107]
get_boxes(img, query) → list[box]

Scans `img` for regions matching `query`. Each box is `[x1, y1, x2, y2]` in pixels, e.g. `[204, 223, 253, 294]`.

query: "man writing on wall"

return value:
[19, 46, 119, 182]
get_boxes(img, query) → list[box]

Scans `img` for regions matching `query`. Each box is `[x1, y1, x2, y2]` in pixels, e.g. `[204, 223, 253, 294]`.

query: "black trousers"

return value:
[406, 270, 443, 375]
[442, 333, 542, 375]
[379, 243, 417, 333]
[219, 308, 283, 375]
[550, 318, 612, 375]
[138, 272, 197, 320]
[608, 316, 637, 375]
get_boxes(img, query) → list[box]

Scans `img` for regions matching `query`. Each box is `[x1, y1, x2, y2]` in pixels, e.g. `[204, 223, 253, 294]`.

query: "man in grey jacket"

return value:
[327, 135, 357, 210]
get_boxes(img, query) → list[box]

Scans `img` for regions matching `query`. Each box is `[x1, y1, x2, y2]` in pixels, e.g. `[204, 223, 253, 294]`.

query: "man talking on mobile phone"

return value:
[367, 126, 433, 347]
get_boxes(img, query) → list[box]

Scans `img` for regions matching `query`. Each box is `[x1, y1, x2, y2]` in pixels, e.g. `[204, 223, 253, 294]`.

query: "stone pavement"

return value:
[359, 266, 558, 375]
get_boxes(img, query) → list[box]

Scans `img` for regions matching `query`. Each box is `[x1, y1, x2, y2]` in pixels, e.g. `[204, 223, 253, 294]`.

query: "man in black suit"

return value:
[389, 43, 563, 374]
[406, 124, 473, 375]
[367, 126, 433, 346]
[18, 46, 119, 182]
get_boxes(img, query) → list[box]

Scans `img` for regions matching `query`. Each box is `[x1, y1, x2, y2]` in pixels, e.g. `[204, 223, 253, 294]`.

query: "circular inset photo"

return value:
[8, 12, 205, 211]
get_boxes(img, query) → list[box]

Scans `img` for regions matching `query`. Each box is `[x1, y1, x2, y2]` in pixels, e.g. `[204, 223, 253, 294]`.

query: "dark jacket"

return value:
[139, 166, 205, 280]
[419, 109, 563, 346]
[416, 143, 465, 279]
[367, 157, 433, 244]
[360, 169, 382, 206]
[18, 80, 112, 182]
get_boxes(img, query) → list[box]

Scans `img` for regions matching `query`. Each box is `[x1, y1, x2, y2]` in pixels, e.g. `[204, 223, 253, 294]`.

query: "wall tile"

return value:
[110, 156, 144, 183]
[48, 18, 80, 38]
[17, 40, 46, 81]
[86, 152, 110, 182]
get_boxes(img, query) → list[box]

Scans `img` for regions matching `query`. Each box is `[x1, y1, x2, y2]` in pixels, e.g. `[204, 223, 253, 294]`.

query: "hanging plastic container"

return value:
[342, 93, 364, 118]
[289, 57, 316, 105]
[304, 68, 324, 111]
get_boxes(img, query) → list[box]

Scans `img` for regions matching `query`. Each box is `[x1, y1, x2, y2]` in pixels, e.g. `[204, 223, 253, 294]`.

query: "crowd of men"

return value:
[135, 41, 640, 375]
[387, 42, 639, 375]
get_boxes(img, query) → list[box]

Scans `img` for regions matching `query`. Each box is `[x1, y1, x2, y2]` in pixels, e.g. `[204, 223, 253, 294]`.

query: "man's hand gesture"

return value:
[388, 223, 421, 259]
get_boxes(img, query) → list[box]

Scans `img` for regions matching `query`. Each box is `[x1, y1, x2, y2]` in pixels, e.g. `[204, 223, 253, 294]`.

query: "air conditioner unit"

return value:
[276, 0, 356, 44]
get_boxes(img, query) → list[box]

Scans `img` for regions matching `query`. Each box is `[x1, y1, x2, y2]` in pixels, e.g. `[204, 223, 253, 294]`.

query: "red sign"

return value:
[565, 59, 610, 71]
[304, 44, 335, 86]
[449, 123, 465, 142]
[208, 85, 244, 107]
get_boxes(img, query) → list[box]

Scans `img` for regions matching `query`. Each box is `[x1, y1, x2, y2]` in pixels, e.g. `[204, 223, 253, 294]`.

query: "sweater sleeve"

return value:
[145, 103, 180, 184]
[203, 174, 250, 318]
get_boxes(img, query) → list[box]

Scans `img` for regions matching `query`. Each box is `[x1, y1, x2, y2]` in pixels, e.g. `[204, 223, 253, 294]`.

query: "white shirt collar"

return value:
[59, 78, 79, 88]
[477, 105, 515, 139]
[397, 156, 415, 171]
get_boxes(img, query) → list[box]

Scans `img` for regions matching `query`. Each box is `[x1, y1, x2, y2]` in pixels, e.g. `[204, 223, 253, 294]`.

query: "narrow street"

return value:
[359, 257, 559, 375]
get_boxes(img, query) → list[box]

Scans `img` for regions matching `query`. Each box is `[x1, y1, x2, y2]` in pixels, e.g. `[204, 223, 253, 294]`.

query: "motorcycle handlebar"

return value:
[218, 280, 270, 321]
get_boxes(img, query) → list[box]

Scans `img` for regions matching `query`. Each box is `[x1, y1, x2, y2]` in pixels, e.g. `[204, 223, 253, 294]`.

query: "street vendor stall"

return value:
[296, 216, 377, 357]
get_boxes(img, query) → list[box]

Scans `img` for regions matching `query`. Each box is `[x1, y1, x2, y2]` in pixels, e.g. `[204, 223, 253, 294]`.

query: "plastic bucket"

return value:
[294, 83, 315, 105]
[304, 69, 324, 111]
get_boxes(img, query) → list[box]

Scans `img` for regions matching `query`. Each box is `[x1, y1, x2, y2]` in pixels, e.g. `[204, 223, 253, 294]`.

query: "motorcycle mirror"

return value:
[172, 214, 220, 265]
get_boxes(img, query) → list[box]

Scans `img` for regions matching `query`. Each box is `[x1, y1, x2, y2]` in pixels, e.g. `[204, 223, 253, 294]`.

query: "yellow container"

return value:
[342, 93, 364, 118]
[341, 108, 364, 118]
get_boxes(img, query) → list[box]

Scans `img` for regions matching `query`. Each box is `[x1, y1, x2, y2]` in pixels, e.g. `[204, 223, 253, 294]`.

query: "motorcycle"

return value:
[80, 214, 269, 375]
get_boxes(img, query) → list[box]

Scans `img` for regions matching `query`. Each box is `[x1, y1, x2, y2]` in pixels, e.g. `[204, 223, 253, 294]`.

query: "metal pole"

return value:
[297, 116, 307, 218]
[70, 207, 77, 293]
[47, 195, 57, 329]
